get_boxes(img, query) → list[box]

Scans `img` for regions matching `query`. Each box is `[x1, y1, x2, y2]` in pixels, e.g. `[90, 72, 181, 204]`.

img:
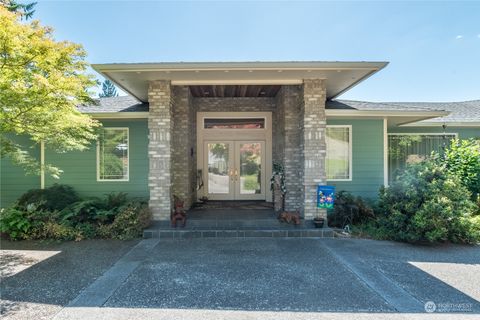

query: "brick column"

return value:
[148, 80, 173, 220]
[301, 79, 327, 220]
[171, 86, 194, 209]
[277, 85, 303, 212]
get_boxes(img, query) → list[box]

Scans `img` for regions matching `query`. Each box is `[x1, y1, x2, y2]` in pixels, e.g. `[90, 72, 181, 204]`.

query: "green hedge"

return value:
[0, 185, 152, 241]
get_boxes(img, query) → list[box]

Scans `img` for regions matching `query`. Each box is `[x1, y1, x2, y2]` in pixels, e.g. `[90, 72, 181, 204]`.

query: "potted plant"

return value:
[270, 162, 286, 212]
[313, 216, 325, 228]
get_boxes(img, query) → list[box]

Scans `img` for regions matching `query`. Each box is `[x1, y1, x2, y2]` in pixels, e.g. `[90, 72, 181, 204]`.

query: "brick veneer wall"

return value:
[171, 86, 196, 208]
[301, 79, 327, 219]
[148, 80, 173, 220]
[277, 86, 304, 212]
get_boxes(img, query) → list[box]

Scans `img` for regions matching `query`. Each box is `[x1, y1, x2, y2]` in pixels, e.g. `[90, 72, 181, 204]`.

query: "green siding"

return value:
[389, 126, 480, 140]
[45, 119, 149, 199]
[326, 119, 385, 199]
[1, 135, 41, 208]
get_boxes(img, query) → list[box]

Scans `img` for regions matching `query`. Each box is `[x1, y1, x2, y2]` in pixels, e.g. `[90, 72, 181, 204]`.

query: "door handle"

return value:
[229, 168, 234, 181]
[234, 169, 238, 181]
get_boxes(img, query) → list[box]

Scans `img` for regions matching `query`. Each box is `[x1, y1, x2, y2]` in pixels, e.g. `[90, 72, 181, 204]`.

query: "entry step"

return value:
[143, 228, 334, 239]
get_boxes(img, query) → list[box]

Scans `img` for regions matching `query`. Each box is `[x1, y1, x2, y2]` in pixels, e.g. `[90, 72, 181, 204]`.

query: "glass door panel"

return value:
[205, 142, 234, 199]
[204, 141, 265, 200]
[238, 143, 262, 194]
[235, 141, 265, 200]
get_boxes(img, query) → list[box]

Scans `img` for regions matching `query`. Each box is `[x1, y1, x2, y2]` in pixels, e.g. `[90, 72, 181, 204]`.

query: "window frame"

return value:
[96, 127, 130, 182]
[326, 125, 353, 182]
[202, 116, 267, 131]
[386, 132, 458, 183]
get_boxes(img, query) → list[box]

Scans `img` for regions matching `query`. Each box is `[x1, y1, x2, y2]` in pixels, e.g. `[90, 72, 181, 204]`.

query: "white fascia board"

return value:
[399, 121, 480, 127]
[326, 110, 448, 118]
[92, 61, 389, 72]
[87, 112, 149, 119]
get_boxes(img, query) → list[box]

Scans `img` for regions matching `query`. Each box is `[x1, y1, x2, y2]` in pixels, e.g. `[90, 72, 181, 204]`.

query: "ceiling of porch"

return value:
[189, 85, 281, 98]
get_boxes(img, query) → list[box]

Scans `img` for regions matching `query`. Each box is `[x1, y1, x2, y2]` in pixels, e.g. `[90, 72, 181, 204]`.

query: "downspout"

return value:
[383, 118, 388, 187]
[40, 141, 45, 189]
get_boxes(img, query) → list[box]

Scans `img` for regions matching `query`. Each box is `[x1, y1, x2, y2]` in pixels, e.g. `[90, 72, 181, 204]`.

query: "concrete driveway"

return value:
[1, 238, 479, 320]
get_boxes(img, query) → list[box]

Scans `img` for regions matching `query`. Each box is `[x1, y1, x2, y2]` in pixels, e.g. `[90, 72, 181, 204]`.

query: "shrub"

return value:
[59, 192, 128, 225]
[0, 207, 33, 240]
[1, 185, 150, 241]
[60, 198, 114, 225]
[377, 160, 479, 244]
[328, 191, 375, 228]
[108, 201, 152, 240]
[441, 139, 480, 200]
[105, 192, 128, 210]
[17, 184, 80, 211]
[33, 222, 78, 241]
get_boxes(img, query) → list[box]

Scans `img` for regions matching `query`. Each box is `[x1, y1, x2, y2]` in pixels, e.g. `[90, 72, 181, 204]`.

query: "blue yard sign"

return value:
[317, 185, 335, 209]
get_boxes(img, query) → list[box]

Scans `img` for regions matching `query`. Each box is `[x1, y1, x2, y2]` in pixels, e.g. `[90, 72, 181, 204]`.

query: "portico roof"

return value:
[92, 61, 388, 102]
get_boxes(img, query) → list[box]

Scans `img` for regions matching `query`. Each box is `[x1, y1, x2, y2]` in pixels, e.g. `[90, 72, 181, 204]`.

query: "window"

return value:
[388, 133, 456, 182]
[204, 118, 265, 129]
[97, 128, 129, 181]
[326, 126, 352, 180]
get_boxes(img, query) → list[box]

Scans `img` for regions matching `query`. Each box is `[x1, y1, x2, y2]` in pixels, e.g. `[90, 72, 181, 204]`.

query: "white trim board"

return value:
[88, 112, 149, 119]
[387, 132, 458, 137]
[399, 122, 480, 127]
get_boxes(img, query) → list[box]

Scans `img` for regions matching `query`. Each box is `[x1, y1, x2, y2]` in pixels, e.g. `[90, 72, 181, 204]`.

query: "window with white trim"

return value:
[326, 126, 352, 180]
[388, 133, 456, 182]
[97, 128, 129, 181]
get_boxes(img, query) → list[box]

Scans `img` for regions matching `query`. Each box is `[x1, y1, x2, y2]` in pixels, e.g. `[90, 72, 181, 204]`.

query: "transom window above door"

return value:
[204, 118, 265, 129]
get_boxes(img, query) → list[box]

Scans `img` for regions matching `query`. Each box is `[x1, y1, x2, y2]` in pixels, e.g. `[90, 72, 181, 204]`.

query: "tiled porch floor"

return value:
[143, 201, 334, 239]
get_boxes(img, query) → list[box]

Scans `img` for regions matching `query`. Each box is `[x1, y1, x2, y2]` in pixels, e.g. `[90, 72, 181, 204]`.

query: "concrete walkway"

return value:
[1, 238, 479, 320]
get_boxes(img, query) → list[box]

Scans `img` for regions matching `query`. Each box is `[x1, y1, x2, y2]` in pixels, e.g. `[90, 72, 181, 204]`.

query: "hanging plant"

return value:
[270, 162, 286, 194]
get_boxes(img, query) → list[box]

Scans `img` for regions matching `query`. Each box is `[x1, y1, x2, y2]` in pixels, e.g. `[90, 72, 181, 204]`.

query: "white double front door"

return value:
[204, 141, 266, 200]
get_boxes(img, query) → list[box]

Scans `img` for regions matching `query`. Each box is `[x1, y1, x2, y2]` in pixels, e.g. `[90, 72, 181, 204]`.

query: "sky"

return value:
[33, 0, 480, 102]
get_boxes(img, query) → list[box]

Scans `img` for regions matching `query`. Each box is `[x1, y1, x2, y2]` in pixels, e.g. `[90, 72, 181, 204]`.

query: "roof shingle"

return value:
[330, 99, 480, 123]
[77, 95, 148, 113]
[77, 96, 480, 123]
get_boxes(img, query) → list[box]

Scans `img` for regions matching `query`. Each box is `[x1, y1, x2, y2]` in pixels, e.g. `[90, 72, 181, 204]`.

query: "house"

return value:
[1, 61, 479, 221]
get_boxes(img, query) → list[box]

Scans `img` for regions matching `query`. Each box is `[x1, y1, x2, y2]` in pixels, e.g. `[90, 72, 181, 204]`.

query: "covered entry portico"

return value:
[94, 61, 388, 221]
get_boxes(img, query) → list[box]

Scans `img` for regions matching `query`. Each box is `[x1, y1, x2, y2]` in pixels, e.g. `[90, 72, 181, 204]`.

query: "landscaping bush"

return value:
[0, 186, 151, 241]
[17, 184, 80, 211]
[376, 160, 479, 244]
[441, 139, 480, 200]
[328, 191, 375, 228]
[108, 201, 152, 240]
[0, 207, 33, 240]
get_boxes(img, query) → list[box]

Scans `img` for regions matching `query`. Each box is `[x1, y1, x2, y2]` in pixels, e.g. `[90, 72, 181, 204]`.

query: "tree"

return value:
[99, 79, 118, 98]
[1, 0, 36, 20]
[0, 7, 100, 177]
